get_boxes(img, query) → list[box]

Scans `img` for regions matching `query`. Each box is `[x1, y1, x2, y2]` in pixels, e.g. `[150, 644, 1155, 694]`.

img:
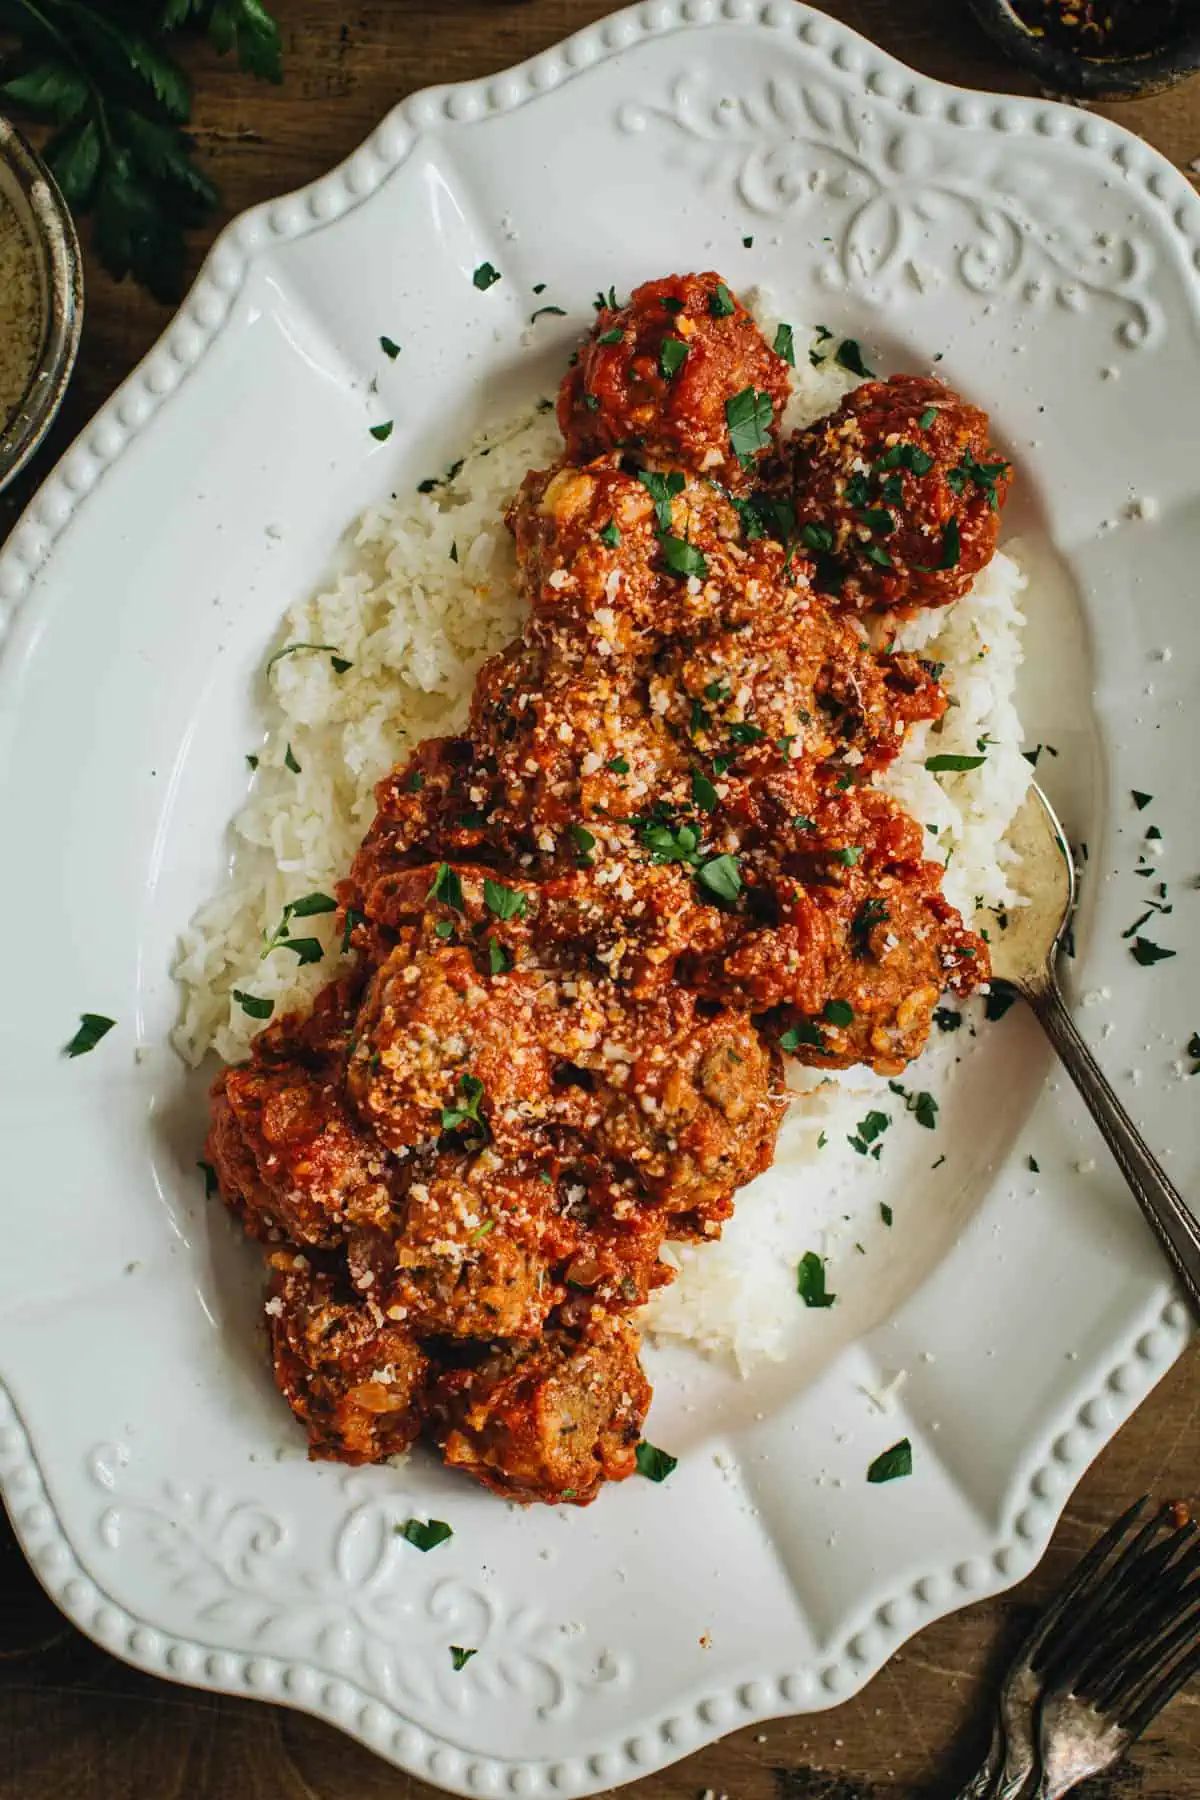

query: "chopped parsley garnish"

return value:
[1122, 911, 1154, 940]
[641, 819, 702, 864]
[635, 1441, 677, 1482]
[773, 322, 795, 366]
[488, 938, 511, 975]
[863, 542, 893, 568]
[369, 420, 394, 442]
[449, 1647, 477, 1671]
[380, 335, 400, 359]
[659, 337, 689, 379]
[867, 1438, 912, 1484]
[660, 535, 708, 579]
[725, 387, 774, 465]
[1027, 1155, 1040, 1173]
[397, 1518, 453, 1551]
[441, 1072, 487, 1135]
[859, 508, 895, 536]
[428, 863, 465, 911]
[696, 853, 742, 905]
[796, 1250, 836, 1308]
[246, 754, 259, 770]
[880, 1202, 893, 1227]
[780, 1020, 827, 1052]
[692, 769, 719, 812]
[844, 472, 871, 508]
[709, 282, 736, 317]
[933, 1008, 961, 1032]
[607, 755, 630, 774]
[341, 907, 364, 953]
[947, 449, 1009, 511]
[284, 743, 301, 773]
[918, 406, 937, 429]
[232, 990, 273, 1020]
[64, 1013, 115, 1058]
[985, 987, 1017, 1021]
[875, 442, 934, 478]
[472, 262, 501, 291]
[851, 897, 890, 955]
[831, 846, 863, 866]
[198, 1161, 218, 1198]
[661, 296, 685, 314]
[742, 234, 754, 248]
[822, 999, 854, 1026]
[880, 474, 905, 506]
[705, 680, 731, 702]
[926, 752, 986, 773]
[570, 823, 597, 860]
[531, 305, 566, 321]
[434, 920, 455, 940]
[849, 1110, 890, 1155]
[912, 1091, 938, 1129]
[596, 327, 623, 344]
[266, 641, 351, 676]
[835, 338, 874, 378]
[261, 892, 336, 961]
[1132, 790, 1153, 810]
[483, 878, 526, 920]
[800, 521, 835, 554]
[793, 815, 816, 832]
[594, 285, 619, 311]
[599, 520, 621, 547]
[918, 517, 961, 571]
[638, 468, 685, 531]
[1132, 937, 1175, 966]
[728, 721, 764, 744]
[449, 541, 458, 563]
[1146, 825, 1162, 841]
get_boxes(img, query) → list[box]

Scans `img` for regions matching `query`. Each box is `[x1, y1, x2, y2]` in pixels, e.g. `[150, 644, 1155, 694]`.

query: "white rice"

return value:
[172, 311, 1029, 1370]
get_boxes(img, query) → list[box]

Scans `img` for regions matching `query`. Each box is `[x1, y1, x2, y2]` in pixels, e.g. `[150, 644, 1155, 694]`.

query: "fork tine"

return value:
[1072, 1530, 1200, 1701]
[1104, 1586, 1200, 1723]
[1034, 1497, 1159, 1682]
[1120, 1630, 1200, 1740]
[1019, 1495, 1149, 1670]
[1084, 1550, 1200, 1709]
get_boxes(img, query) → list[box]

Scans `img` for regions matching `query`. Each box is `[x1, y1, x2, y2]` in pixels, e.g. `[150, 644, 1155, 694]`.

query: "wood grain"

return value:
[1, 5, 1197, 1795]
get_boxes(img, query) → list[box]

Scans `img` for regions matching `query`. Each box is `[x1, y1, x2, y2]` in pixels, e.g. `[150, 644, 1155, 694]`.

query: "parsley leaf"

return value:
[709, 282, 736, 317]
[428, 863, 465, 911]
[232, 989, 273, 1020]
[369, 420, 394, 442]
[773, 322, 796, 366]
[441, 1072, 487, 1135]
[822, 999, 854, 1026]
[599, 520, 621, 548]
[1132, 790, 1153, 810]
[64, 1013, 116, 1058]
[380, 335, 400, 359]
[659, 337, 689, 379]
[660, 535, 708, 579]
[725, 387, 775, 464]
[635, 1441, 678, 1482]
[835, 338, 875, 378]
[637, 468, 685, 532]
[933, 1007, 961, 1032]
[596, 327, 623, 344]
[472, 262, 501, 290]
[918, 405, 937, 429]
[284, 743, 301, 773]
[800, 522, 835, 554]
[796, 1250, 836, 1308]
[1132, 937, 1176, 966]
[483, 878, 526, 920]
[449, 1646, 477, 1671]
[875, 442, 934, 478]
[531, 305, 566, 321]
[266, 642, 350, 676]
[867, 1438, 912, 1484]
[397, 1518, 453, 1551]
[197, 1160, 218, 1198]
[488, 937, 510, 975]
[780, 1021, 827, 1052]
[691, 769, 719, 812]
[880, 1202, 893, 1227]
[851, 897, 890, 955]
[696, 853, 742, 905]
[926, 752, 986, 772]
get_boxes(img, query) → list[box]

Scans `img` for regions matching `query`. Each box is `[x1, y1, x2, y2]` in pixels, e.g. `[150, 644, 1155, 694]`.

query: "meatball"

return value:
[266, 1253, 429, 1463]
[790, 375, 1011, 612]
[207, 983, 393, 1247]
[558, 272, 792, 487]
[433, 1319, 651, 1504]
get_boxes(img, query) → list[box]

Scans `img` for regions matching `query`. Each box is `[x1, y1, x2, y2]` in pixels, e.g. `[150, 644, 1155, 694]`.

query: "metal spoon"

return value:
[985, 783, 1200, 1321]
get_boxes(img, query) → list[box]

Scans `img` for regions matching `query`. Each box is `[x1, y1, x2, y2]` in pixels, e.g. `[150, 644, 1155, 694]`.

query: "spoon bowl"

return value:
[985, 784, 1075, 992]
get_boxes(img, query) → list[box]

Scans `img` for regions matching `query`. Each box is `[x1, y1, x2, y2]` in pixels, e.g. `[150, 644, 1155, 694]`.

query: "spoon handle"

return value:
[1027, 978, 1200, 1323]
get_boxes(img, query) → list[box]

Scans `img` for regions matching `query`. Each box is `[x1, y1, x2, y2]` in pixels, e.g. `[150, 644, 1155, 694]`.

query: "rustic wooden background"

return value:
[1, 4, 1198, 1796]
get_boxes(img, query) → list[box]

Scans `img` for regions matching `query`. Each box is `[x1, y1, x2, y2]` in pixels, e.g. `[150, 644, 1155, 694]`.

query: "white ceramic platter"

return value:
[0, 4, 1197, 1793]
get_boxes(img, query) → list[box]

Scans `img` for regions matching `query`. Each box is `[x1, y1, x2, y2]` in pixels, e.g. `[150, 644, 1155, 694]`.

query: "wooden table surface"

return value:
[1, 5, 1198, 1797]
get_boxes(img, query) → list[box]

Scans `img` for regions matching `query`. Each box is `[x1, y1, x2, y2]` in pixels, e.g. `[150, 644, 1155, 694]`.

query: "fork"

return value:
[955, 1496, 1200, 1799]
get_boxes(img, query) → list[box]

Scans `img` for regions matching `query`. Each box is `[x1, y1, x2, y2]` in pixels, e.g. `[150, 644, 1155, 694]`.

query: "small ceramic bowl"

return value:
[967, 0, 1200, 100]
[0, 115, 84, 497]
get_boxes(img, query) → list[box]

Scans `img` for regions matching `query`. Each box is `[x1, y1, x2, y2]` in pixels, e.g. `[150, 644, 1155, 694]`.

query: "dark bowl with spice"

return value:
[0, 114, 84, 496]
[967, 0, 1200, 99]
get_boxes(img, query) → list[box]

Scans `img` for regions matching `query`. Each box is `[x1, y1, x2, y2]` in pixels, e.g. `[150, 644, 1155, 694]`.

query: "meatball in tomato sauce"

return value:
[558, 271, 792, 488]
[790, 375, 1011, 612]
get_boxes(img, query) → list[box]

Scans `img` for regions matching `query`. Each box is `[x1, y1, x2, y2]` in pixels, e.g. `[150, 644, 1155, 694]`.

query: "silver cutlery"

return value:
[957, 1495, 1200, 1799]
[985, 782, 1200, 1320]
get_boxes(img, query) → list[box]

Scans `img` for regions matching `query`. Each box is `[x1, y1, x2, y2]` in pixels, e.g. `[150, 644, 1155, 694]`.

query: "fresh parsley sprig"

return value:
[0, 0, 283, 300]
